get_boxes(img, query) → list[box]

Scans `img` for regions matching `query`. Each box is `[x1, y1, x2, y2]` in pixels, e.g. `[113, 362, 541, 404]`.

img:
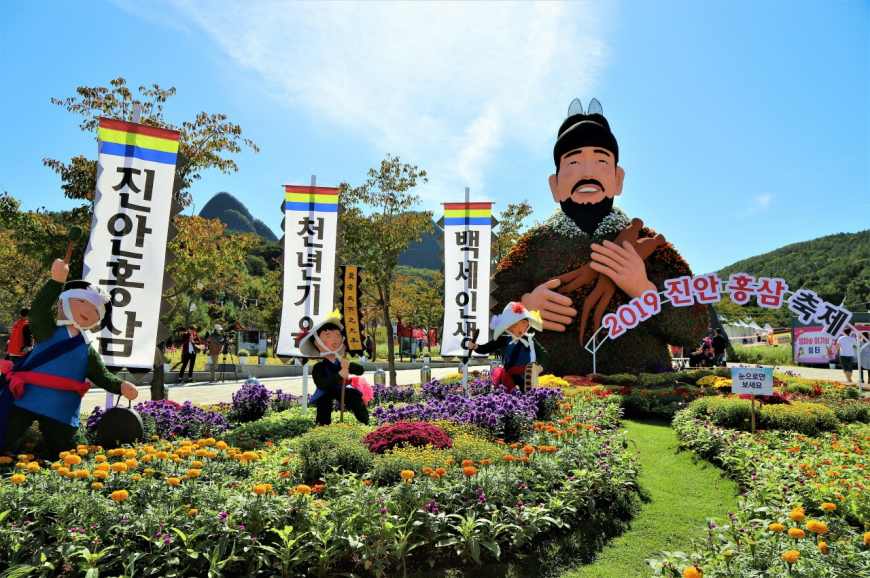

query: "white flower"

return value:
[541, 206, 631, 239]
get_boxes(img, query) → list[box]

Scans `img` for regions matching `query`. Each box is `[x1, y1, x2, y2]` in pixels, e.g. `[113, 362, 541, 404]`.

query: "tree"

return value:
[43, 77, 259, 210]
[0, 230, 47, 329]
[491, 200, 533, 268]
[339, 156, 433, 385]
[166, 216, 257, 331]
[390, 270, 444, 352]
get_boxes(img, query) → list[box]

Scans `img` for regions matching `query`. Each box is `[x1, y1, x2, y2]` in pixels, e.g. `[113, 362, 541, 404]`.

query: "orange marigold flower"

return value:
[296, 484, 312, 494]
[461, 460, 474, 467]
[57, 467, 70, 476]
[480, 459, 492, 466]
[683, 567, 701, 578]
[400, 470, 415, 480]
[504, 455, 515, 462]
[820, 502, 837, 512]
[430, 473, 440, 479]
[252, 483, 272, 495]
[788, 528, 805, 539]
[64, 454, 81, 466]
[110, 490, 129, 502]
[167, 477, 181, 485]
[789, 507, 805, 522]
[806, 520, 828, 534]
[9, 474, 26, 484]
[90, 482, 103, 489]
[363, 480, 372, 486]
[26, 462, 40, 473]
[463, 466, 477, 476]
[864, 532, 870, 546]
[435, 468, 447, 475]
[422, 467, 433, 474]
[188, 509, 198, 517]
[111, 463, 128, 473]
[818, 541, 828, 554]
[522, 445, 535, 455]
[769, 523, 785, 533]
[781, 550, 799, 564]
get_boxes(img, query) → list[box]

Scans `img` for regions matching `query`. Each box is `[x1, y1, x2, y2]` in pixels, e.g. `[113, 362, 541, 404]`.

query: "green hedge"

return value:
[730, 344, 793, 366]
[804, 398, 870, 424]
[687, 397, 840, 435]
[229, 407, 317, 447]
[294, 423, 374, 481]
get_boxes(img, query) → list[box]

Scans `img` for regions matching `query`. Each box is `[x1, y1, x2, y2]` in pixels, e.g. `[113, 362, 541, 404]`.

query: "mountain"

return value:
[199, 192, 278, 242]
[717, 230, 870, 311]
[397, 219, 442, 270]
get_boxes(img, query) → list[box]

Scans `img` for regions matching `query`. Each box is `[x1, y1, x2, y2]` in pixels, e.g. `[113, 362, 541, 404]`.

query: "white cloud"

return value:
[169, 1, 613, 207]
[746, 193, 773, 215]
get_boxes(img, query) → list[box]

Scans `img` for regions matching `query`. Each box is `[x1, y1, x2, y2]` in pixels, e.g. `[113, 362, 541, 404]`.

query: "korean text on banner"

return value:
[83, 117, 180, 370]
[441, 203, 493, 357]
[276, 185, 339, 357]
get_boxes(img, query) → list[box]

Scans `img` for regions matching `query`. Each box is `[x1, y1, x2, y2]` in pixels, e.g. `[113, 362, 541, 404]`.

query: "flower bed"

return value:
[646, 411, 870, 576]
[0, 376, 639, 576]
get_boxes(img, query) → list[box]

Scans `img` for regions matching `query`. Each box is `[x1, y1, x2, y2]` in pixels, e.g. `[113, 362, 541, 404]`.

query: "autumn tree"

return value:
[491, 200, 533, 268]
[0, 230, 47, 328]
[339, 156, 433, 385]
[390, 270, 444, 352]
[167, 216, 257, 331]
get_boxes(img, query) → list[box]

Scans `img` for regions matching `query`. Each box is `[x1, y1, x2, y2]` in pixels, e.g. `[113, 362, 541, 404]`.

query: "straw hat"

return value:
[297, 309, 344, 357]
[490, 302, 543, 339]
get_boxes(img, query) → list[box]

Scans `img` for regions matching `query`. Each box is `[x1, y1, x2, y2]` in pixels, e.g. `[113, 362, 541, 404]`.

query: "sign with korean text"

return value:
[340, 265, 364, 355]
[440, 202, 494, 357]
[83, 117, 180, 370]
[276, 185, 339, 357]
[731, 367, 773, 396]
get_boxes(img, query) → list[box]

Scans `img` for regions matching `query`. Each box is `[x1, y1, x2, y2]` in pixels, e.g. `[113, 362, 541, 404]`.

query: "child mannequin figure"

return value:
[0, 259, 139, 458]
[469, 302, 549, 393]
[298, 310, 370, 426]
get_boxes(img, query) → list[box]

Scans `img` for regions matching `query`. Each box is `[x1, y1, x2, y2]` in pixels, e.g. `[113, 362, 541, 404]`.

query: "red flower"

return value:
[511, 303, 526, 314]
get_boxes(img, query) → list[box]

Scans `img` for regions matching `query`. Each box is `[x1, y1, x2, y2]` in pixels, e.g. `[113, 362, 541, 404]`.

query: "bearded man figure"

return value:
[493, 99, 707, 376]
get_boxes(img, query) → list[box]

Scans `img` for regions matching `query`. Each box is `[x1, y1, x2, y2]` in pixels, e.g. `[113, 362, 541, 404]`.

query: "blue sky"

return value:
[1, 1, 867, 276]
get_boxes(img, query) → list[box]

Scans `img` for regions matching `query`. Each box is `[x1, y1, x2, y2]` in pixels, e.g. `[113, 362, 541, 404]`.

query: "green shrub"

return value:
[730, 344, 793, 366]
[785, 382, 815, 395]
[679, 369, 715, 384]
[688, 397, 753, 428]
[448, 433, 505, 465]
[636, 372, 678, 388]
[804, 398, 870, 424]
[294, 423, 374, 481]
[372, 445, 452, 484]
[592, 373, 638, 386]
[759, 402, 840, 435]
[229, 408, 316, 447]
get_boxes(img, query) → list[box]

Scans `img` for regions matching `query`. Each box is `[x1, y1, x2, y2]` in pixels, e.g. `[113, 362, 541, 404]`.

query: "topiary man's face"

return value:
[548, 146, 625, 206]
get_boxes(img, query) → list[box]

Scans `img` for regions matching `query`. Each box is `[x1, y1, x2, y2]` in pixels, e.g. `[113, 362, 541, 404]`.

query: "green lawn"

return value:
[563, 419, 742, 578]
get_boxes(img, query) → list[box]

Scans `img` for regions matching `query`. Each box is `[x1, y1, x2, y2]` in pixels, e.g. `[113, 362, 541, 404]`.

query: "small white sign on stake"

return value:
[731, 368, 773, 396]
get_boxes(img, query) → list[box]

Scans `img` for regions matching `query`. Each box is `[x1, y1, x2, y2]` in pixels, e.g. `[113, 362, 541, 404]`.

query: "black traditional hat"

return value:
[553, 98, 619, 167]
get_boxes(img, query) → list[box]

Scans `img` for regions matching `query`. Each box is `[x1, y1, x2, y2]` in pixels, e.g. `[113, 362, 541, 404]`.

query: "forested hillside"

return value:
[200, 192, 278, 242]
[715, 230, 870, 326]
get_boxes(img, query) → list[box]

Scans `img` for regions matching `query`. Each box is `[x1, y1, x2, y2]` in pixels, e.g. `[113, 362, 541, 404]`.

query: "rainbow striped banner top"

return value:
[443, 202, 493, 226]
[98, 118, 180, 165]
[284, 185, 340, 212]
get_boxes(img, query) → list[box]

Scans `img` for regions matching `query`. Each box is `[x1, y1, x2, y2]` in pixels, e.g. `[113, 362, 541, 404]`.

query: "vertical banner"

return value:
[84, 117, 180, 371]
[439, 202, 495, 357]
[340, 265, 365, 355]
[276, 184, 339, 356]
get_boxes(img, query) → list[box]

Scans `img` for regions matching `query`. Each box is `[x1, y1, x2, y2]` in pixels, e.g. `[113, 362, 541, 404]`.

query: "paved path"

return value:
[83, 366, 460, 412]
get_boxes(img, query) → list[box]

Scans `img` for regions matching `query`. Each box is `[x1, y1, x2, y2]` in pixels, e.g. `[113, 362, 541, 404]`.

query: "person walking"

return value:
[711, 329, 728, 367]
[5, 307, 33, 363]
[833, 328, 857, 384]
[178, 325, 202, 383]
[207, 325, 227, 383]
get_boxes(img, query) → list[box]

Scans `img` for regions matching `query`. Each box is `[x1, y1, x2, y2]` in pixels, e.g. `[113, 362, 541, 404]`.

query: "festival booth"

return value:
[791, 313, 870, 367]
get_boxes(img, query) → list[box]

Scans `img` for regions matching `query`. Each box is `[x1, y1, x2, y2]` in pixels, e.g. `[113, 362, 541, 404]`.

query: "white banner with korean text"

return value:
[83, 117, 180, 370]
[276, 185, 339, 357]
[440, 202, 494, 357]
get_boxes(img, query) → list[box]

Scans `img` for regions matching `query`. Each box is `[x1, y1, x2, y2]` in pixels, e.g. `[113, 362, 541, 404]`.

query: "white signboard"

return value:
[276, 185, 339, 357]
[84, 117, 180, 370]
[731, 367, 774, 396]
[440, 202, 493, 357]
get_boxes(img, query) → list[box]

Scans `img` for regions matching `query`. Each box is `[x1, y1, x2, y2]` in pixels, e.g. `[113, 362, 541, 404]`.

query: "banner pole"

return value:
[751, 393, 756, 434]
[301, 362, 309, 415]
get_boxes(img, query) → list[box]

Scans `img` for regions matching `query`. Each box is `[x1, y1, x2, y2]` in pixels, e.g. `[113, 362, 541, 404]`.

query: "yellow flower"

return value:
[789, 507, 805, 522]
[64, 454, 81, 466]
[788, 528, 805, 539]
[296, 484, 312, 495]
[820, 502, 837, 512]
[26, 462, 40, 473]
[96, 463, 111, 472]
[93, 470, 109, 480]
[0, 456, 12, 464]
[253, 483, 272, 495]
[111, 463, 128, 473]
[187, 469, 200, 478]
[110, 490, 129, 502]
[781, 550, 800, 564]
[818, 541, 828, 554]
[124, 449, 136, 459]
[58, 452, 70, 459]
[683, 568, 701, 578]
[243, 451, 259, 461]
[131, 475, 142, 481]
[155, 451, 169, 459]
[75, 469, 90, 479]
[91, 482, 103, 489]
[77, 448, 88, 456]
[167, 477, 181, 485]
[806, 520, 828, 534]
[9, 474, 25, 484]
[125, 459, 138, 469]
[864, 532, 870, 546]
[57, 467, 70, 476]
[769, 523, 786, 533]
[400, 470, 415, 480]
[95, 455, 107, 463]
[215, 441, 228, 450]
[188, 509, 198, 517]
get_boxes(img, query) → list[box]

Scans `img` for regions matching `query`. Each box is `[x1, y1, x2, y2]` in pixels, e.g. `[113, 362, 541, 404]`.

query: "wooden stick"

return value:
[64, 242, 75, 264]
[339, 357, 346, 424]
[751, 394, 756, 434]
